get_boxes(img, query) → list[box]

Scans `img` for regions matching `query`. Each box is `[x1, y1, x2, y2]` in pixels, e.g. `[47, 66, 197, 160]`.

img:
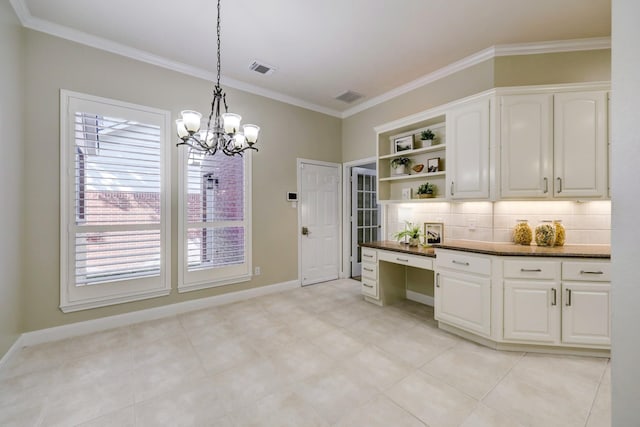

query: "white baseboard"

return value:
[19, 280, 300, 348]
[406, 290, 434, 307]
[0, 335, 24, 372]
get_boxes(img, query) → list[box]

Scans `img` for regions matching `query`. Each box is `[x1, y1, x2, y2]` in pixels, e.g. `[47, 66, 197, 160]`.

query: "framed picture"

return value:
[393, 135, 413, 153]
[401, 187, 412, 200]
[427, 157, 439, 173]
[424, 222, 444, 244]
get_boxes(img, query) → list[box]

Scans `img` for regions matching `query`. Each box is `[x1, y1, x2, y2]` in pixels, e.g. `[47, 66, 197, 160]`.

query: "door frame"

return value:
[297, 158, 343, 285]
[341, 157, 379, 279]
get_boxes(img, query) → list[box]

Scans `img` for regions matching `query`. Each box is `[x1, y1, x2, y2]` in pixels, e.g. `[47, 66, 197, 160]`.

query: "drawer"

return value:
[361, 277, 378, 298]
[504, 259, 560, 280]
[435, 250, 491, 276]
[362, 248, 377, 263]
[562, 261, 611, 282]
[361, 263, 377, 280]
[378, 250, 433, 270]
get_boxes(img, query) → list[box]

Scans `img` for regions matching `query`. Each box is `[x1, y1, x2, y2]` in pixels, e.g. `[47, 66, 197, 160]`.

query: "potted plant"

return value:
[390, 157, 410, 175]
[416, 182, 435, 198]
[393, 221, 423, 246]
[420, 129, 436, 146]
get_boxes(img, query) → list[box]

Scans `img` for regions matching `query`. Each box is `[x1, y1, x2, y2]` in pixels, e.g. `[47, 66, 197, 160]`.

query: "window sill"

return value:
[178, 274, 252, 293]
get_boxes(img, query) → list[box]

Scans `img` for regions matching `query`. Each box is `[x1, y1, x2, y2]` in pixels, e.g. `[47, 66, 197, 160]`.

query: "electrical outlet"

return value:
[254, 266, 261, 276]
[467, 217, 477, 231]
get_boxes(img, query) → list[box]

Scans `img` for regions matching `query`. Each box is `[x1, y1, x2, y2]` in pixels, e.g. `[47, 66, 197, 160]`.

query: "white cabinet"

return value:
[435, 250, 491, 337]
[446, 98, 490, 199]
[553, 91, 608, 198]
[502, 258, 610, 348]
[361, 248, 379, 299]
[500, 94, 553, 198]
[500, 91, 608, 199]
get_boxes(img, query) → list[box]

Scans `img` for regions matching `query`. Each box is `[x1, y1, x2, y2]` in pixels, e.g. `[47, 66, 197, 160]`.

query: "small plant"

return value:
[420, 129, 435, 140]
[394, 221, 423, 243]
[417, 182, 434, 195]
[390, 157, 410, 168]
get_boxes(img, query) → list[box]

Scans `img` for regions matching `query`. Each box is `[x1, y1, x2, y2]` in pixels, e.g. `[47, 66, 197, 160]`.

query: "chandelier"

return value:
[175, 0, 260, 156]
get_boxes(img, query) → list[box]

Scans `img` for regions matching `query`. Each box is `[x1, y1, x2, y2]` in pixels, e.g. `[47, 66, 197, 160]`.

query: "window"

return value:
[60, 91, 171, 312]
[178, 148, 252, 292]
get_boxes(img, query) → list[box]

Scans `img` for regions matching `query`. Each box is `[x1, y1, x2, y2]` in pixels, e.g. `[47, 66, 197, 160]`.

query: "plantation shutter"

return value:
[61, 91, 171, 312]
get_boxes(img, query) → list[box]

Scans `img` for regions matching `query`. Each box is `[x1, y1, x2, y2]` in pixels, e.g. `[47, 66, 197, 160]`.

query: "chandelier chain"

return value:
[216, 0, 221, 88]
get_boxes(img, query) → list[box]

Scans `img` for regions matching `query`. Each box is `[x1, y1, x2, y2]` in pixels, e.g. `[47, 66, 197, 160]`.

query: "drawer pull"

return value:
[452, 260, 470, 266]
[551, 288, 557, 306]
[396, 258, 409, 262]
[363, 268, 374, 272]
[580, 270, 604, 275]
[363, 284, 374, 288]
[363, 254, 374, 258]
[521, 268, 542, 272]
[436, 272, 440, 288]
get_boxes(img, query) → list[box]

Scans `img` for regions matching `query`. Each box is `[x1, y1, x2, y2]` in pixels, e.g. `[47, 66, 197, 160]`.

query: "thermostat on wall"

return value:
[286, 192, 298, 201]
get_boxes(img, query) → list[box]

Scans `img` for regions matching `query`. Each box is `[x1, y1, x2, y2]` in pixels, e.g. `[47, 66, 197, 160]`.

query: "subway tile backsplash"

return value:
[386, 200, 611, 245]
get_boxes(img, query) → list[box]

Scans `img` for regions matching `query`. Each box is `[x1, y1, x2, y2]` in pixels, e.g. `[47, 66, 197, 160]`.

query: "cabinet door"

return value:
[435, 270, 491, 336]
[500, 94, 553, 198]
[503, 280, 560, 343]
[446, 99, 490, 199]
[553, 91, 607, 198]
[562, 282, 611, 346]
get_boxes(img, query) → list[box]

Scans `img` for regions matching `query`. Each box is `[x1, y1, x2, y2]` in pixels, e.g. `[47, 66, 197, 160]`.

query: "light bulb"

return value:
[243, 124, 260, 144]
[233, 133, 246, 148]
[222, 113, 241, 134]
[181, 110, 202, 133]
[175, 119, 189, 139]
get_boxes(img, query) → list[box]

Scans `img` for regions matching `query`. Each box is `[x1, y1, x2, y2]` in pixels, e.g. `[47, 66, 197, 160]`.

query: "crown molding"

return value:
[10, 0, 609, 120]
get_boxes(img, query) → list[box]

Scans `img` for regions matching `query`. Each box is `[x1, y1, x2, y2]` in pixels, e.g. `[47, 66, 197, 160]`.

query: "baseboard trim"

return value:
[19, 280, 300, 348]
[406, 290, 434, 307]
[0, 335, 24, 372]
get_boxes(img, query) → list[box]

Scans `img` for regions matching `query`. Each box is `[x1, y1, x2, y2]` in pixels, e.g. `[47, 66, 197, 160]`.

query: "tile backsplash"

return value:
[387, 200, 611, 245]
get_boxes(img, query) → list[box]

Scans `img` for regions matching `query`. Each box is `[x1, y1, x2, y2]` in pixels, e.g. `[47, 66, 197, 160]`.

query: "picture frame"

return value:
[424, 222, 444, 244]
[393, 135, 414, 153]
[427, 157, 440, 173]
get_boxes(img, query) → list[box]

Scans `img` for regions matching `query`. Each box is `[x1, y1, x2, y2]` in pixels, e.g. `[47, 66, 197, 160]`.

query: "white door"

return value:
[553, 91, 607, 198]
[299, 161, 340, 286]
[351, 167, 379, 277]
[446, 98, 490, 199]
[500, 94, 553, 198]
[561, 282, 611, 346]
[435, 270, 491, 336]
[503, 280, 560, 343]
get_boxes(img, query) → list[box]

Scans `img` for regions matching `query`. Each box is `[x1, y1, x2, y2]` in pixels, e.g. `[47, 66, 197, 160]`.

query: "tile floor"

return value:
[0, 279, 611, 427]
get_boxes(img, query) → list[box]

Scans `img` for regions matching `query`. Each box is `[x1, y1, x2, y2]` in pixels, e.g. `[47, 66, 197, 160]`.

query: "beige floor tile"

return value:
[64, 326, 132, 359]
[56, 345, 134, 390]
[2, 340, 69, 378]
[586, 371, 611, 427]
[133, 352, 205, 403]
[268, 339, 336, 383]
[422, 340, 522, 399]
[40, 372, 134, 427]
[289, 315, 339, 339]
[386, 371, 478, 427]
[0, 398, 45, 427]
[77, 405, 135, 427]
[178, 306, 227, 331]
[346, 316, 405, 343]
[184, 320, 236, 347]
[129, 316, 185, 345]
[230, 389, 329, 427]
[334, 393, 425, 427]
[322, 301, 380, 328]
[390, 299, 435, 322]
[0, 365, 57, 409]
[311, 328, 367, 360]
[341, 345, 412, 391]
[459, 403, 525, 427]
[193, 336, 261, 374]
[376, 322, 460, 368]
[132, 333, 195, 367]
[295, 370, 379, 424]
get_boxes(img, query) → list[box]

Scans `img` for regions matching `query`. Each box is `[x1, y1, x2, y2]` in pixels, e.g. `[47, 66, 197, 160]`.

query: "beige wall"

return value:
[495, 49, 611, 87]
[0, 1, 25, 356]
[21, 30, 341, 331]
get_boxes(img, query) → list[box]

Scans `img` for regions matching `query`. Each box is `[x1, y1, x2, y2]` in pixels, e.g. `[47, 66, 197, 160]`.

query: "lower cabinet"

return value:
[361, 248, 379, 299]
[561, 282, 611, 346]
[504, 280, 560, 343]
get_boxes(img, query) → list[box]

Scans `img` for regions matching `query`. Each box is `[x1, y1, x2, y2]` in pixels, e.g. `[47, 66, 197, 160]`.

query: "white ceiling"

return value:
[12, 0, 611, 117]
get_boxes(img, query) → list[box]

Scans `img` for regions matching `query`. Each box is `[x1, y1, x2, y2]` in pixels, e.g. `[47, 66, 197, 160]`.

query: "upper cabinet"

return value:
[500, 90, 608, 199]
[446, 98, 491, 200]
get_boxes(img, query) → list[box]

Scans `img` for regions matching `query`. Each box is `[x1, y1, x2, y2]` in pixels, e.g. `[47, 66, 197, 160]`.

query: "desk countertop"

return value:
[361, 240, 610, 259]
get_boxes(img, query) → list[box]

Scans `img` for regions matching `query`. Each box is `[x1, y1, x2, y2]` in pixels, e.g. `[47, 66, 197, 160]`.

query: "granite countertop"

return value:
[361, 240, 611, 259]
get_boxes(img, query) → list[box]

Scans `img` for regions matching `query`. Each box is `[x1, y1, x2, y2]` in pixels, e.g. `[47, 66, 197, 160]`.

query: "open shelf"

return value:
[380, 171, 446, 182]
[379, 144, 446, 160]
[379, 197, 447, 204]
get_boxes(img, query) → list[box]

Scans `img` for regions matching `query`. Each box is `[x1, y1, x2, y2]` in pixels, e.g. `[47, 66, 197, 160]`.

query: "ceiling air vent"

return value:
[335, 90, 364, 104]
[249, 60, 276, 75]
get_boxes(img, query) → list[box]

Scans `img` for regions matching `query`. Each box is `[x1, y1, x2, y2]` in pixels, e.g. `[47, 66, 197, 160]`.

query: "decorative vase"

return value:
[409, 237, 420, 246]
[394, 164, 406, 175]
[417, 193, 434, 199]
[421, 139, 433, 147]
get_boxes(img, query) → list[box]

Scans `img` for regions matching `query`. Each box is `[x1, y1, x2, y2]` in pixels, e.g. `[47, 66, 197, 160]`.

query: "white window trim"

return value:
[59, 90, 172, 312]
[177, 148, 252, 293]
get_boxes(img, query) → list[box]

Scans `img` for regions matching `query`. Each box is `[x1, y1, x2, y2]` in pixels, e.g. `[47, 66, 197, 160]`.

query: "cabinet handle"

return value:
[452, 260, 470, 266]
[551, 288, 557, 306]
[363, 267, 374, 272]
[436, 272, 440, 288]
[580, 270, 604, 275]
[363, 254, 374, 258]
[565, 288, 572, 306]
[363, 283, 374, 288]
[396, 257, 409, 262]
[556, 177, 562, 193]
[521, 268, 542, 272]
[450, 181, 454, 196]
[543, 177, 549, 194]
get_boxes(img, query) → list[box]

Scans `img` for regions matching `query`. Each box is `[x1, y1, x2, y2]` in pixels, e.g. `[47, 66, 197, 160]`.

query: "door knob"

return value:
[301, 226, 310, 236]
